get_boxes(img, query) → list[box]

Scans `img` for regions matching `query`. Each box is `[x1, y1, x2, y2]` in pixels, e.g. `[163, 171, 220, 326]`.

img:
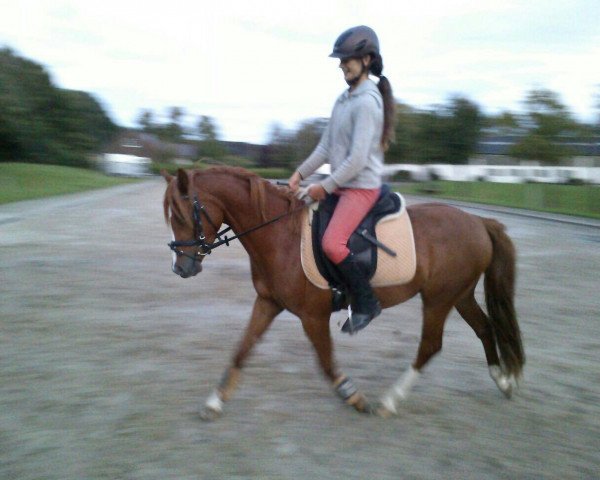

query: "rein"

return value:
[169, 194, 309, 262]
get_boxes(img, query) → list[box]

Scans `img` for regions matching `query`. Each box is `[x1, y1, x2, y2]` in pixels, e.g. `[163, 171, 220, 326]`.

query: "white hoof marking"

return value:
[205, 390, 224, 413]
[489, 365, 513, 397]
[379, 366, 420, 415]
[380, 395, 399, 415]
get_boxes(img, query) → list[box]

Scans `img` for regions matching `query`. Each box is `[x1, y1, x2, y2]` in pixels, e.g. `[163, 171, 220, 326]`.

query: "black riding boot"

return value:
[336, 253, 382, 334]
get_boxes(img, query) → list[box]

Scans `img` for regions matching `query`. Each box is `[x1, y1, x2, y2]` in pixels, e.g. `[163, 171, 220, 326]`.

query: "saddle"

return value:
[301, 185, 417, 311]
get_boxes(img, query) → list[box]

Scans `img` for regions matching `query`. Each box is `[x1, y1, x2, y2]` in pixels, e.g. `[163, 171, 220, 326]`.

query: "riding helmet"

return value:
[329, 25, 380, 60]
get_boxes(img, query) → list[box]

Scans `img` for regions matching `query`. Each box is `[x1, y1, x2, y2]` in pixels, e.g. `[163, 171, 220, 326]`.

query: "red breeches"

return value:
[321, 187, 381, 265]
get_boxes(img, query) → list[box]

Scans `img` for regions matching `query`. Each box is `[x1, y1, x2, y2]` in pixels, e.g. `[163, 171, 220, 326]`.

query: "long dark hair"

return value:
[369, 53, 395, 151]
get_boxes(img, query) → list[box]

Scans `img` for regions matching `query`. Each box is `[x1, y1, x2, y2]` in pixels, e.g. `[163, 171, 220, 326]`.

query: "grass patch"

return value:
[0, 162, 140, 205]
[397, 181, 600, 219]
[4, 162, 596, 219]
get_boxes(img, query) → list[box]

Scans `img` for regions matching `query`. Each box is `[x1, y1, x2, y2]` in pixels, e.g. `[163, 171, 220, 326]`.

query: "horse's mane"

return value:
[164, 167, 303, 234]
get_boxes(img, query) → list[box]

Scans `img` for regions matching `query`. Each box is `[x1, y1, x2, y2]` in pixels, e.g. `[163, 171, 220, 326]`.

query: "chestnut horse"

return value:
[162, 167, 524, 419]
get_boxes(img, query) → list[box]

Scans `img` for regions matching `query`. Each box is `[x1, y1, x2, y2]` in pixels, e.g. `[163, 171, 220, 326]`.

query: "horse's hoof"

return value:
[495, 376, 513, 399]
[349, 395, 375, 415]
[200, 390, 225, 421]
[501, 383, 513, 399]
[490, 366, 515, 399]
[359, 401, 377, 415]
[374, 404, 396, 418]
[199, 406, 223, 422]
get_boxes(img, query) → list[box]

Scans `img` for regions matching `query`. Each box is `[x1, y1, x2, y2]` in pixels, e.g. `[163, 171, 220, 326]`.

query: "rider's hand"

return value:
[288, 171, 302, 193]
[307, 183, 327, 201]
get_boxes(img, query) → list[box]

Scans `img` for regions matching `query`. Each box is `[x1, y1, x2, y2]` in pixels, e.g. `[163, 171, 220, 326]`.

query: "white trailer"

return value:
[102, 154, 151, 177]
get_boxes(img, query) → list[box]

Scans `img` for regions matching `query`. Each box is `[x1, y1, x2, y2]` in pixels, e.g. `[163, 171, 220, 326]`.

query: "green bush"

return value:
[248, 167, 290, 179]
[219, 155, 255, 168]
[0, 48, 117, 166]
[149, 161, 209, 176]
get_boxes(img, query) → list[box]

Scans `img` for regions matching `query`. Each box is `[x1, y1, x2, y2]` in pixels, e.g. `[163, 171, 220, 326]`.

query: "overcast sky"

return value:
[1, 0, 599, 143]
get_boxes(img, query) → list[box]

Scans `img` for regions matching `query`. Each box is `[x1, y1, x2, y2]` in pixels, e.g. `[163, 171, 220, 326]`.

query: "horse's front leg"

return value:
[200, 295, 282, 421]
[300, 314, 373, 414]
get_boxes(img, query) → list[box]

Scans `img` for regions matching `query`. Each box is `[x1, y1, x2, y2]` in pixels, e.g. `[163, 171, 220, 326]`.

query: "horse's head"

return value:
[162, 169, 225, 278]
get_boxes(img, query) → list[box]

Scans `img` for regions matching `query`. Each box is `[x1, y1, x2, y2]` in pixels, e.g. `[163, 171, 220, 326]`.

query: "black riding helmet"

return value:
[329, 25, 380, 60]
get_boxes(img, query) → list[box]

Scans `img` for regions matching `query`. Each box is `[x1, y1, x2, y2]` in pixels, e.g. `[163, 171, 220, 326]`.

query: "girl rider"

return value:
[288, 25, 396, 334]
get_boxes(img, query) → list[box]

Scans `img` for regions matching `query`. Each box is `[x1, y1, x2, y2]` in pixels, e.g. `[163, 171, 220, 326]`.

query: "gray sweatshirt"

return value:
[296, 78, 384, 193]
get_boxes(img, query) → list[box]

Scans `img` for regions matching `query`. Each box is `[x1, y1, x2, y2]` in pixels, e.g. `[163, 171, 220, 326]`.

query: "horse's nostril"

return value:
[173, 264, 184, 276]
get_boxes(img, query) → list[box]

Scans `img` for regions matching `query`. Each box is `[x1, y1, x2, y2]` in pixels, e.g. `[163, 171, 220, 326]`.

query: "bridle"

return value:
[168, 195, 226, 261]
[168, 193, 308, 263]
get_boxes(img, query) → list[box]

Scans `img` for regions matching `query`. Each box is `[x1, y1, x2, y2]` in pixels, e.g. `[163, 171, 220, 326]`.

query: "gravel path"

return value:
[1, 179, 598, 479]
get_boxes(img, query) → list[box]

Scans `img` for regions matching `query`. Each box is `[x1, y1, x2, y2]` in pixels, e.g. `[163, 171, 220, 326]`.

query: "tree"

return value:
[48, 89, 117, 161]
[412, 108, 448, 163]
[444, 96, 483, 164]
[0, 47, 59, 161]
[197, 115, 218, 141]
[509, 134, 566, 163]
[161, 106, 184, 143]
[262, 118, 327, 169]
[0, 47, 117, 165]
[387, 102, 420, 163]
[492, 111, 519, 129]
[196, 115, 225, 159]
[136, 109, 154, 132]
[169, 106, 183, 124]
[523, 88, 575, 137]
[265, 122, 295, 168]
[289, 118, 327, 162]
[509, 88, 578, 164]
[388, 96, 482, 164]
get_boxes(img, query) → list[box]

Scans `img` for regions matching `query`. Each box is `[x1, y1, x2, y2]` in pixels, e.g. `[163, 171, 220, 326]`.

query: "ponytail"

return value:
[369, 53, 396, 151]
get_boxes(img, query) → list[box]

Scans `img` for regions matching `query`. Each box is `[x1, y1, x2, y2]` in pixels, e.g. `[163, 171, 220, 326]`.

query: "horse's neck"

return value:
[211, 176, 297, 258]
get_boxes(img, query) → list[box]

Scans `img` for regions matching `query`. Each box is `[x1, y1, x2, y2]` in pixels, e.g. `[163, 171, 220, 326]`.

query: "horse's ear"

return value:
[176, 169, 189, 196]
[160, 169, 173, 183]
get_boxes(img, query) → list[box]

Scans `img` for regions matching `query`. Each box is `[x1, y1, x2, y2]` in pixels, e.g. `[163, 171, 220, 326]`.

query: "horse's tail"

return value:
[483, 218, 525, 378]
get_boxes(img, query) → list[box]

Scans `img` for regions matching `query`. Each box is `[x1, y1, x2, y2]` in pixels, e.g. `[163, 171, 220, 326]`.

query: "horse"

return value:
[161, 166, 525, 420]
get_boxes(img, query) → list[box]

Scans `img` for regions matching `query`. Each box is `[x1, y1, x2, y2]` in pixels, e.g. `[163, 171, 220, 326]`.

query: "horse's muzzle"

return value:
[172, 257, 203, 278]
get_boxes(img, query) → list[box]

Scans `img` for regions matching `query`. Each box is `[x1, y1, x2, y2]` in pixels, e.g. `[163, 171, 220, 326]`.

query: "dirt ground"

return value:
[1, 178, 599, 480]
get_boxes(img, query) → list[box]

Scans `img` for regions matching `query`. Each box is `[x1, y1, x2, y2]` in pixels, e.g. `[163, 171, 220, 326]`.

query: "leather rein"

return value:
[168, 194, 308, 262]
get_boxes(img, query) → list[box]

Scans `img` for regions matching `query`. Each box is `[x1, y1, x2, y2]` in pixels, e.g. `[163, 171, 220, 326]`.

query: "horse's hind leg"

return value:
[455, 291, 513, 398]
[300, 315, 372, 414]
[378, 301, 452, 416]
[455, 290, 499, 365]
[200, 295, 282, 421]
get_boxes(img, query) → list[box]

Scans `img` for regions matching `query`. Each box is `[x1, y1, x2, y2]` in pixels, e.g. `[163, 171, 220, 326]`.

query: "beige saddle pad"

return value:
[300, 193, 417, 289]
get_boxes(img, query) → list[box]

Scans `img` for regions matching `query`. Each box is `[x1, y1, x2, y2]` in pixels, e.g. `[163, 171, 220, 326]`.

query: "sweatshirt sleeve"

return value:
[321, 94, 380, 193]
[296, 123, 330, 180]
